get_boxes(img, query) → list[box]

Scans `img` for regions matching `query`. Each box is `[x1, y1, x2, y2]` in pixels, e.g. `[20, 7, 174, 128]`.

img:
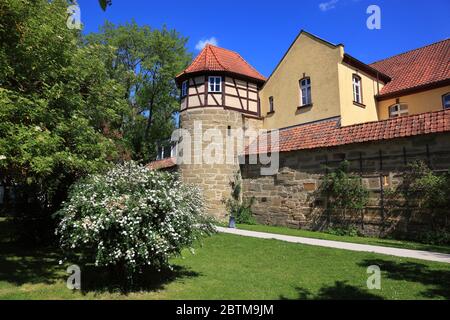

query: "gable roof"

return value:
[245, 109, 450, 155]
[263, 30, 343, 87]
[176, 44, 266, 85]
[370, 38, 450, 99]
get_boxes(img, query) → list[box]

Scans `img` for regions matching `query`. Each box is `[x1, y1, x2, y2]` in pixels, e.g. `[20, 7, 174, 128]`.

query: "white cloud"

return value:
[195, 37, 218, 51]
[319, 0, 339, 11]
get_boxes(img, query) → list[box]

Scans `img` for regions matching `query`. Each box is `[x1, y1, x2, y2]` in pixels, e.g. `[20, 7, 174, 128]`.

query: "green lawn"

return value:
[236, 224, 450, 254]
[1, 218, 449, 300]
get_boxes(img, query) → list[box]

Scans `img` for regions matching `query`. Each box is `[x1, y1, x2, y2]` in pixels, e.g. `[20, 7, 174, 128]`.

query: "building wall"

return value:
[260, 33, 343, 130]
[179, 107, 248, 219]
[180, 75, 260, 116]
[240, 133, 450, 237]
[338, 62, 384, 126]
[377, 85, 450, 120]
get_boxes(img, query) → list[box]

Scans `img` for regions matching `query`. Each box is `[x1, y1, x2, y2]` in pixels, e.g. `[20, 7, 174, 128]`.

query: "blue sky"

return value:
[77, 0, 449, 77]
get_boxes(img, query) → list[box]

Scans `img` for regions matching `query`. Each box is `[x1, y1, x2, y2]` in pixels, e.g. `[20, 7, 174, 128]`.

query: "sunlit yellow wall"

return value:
[377, 85, 450, 120]
[260, 33, 343, 130]
[338, 63, 384, 126]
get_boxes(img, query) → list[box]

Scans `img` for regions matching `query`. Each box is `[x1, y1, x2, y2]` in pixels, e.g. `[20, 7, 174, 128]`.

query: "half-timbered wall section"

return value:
[180, 75, 261, 116]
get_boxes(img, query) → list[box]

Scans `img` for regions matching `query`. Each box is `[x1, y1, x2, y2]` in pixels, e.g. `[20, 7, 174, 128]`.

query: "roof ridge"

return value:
[234, 51, 266, 80]
[370, 38, 450, 66]
[207, 45, 228, 71]
[342, 109, 450, 130]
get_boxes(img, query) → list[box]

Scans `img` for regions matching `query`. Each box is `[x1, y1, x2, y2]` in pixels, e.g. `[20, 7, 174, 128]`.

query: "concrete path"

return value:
[216, 226, 450, 264]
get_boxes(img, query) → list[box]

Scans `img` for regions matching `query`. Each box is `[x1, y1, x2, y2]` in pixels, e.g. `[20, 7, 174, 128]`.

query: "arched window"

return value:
[269, 96, 274, 113]
[299, 77, 312, 107]
[352, 74, 362, 104]
[443, 92, 450, 110]
[389, 103, 408, 118]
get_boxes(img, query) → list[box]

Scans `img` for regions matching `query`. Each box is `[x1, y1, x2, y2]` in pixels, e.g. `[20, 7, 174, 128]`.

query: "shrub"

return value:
[55, 162, 215, 280]
[415, 230, 450, 246]
[385, 161, 450, 232]
[326, 226, 361, 237]
[318, 161, 369, 217]
[223, 172, 257, 225]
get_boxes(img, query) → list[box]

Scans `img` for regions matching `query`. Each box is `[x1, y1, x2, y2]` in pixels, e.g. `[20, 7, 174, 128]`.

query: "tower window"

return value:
[352, 74, 362, 104]
[269, 96, 274, 113]
[181, 80, 188, 97]
[209, 76, 222, 93]
[443, 93, 450, 109]
[300, 77, 312, 106]
[389, 103, 409, 118]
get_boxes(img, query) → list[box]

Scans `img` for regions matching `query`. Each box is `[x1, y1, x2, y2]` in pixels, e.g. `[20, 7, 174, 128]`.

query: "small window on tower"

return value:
[181, 80, 188, 97]
[209, 76, 222, 93]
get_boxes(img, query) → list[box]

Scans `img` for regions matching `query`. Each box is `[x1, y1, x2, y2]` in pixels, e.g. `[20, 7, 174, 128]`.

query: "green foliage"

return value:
[318, 161, 369, 213]
[56, 162, 215, 280]
[389, 161, 450, 210]
[223, 172, 257, 225]
[0, 0, 130, 229]
[385, 161, 450, 237]
[86, 21, 192, 161]
[416, 230, 450, 246]
[326, 226, 361, 237]
[98, 0, 112, 11]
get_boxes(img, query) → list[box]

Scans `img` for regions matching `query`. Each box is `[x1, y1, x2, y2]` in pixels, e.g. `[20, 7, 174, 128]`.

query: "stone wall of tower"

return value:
[179, 107, 262, 219]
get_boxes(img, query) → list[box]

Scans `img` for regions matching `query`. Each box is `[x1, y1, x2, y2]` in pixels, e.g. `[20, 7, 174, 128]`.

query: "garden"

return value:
[1, 0, 449, 301]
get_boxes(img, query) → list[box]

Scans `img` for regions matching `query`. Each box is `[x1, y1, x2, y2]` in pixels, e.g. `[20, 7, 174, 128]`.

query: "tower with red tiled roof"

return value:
[174, 45, 266, 219]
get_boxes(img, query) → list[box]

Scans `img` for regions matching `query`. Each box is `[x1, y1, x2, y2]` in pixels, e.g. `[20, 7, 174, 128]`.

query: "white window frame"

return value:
[389, 103, 409, 118]
[352, 75, 362, 104]
[443, 93, 450, 110]
[181, 80, 188, 97]
[208, 76, 222, 93]
[300, 77, 312, 106]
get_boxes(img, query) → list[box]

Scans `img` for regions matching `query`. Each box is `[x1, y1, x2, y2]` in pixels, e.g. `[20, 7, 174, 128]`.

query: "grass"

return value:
[0, 218, 449, 300]
[236, 224, 450, 254]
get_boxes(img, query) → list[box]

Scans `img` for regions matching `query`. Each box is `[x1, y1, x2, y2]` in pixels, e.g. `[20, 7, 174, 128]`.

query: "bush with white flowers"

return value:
[56, 162, 215, 278]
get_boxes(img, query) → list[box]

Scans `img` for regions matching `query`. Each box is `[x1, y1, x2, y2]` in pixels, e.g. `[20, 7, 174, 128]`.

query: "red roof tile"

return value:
[245, 110, 450, 155]
[146, 157, 177, 170]
[370, 39, 450, 98]
[177, 45, 266, 83]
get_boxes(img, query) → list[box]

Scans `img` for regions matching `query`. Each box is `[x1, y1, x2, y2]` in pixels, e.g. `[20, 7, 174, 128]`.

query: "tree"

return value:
[99, 0, 112, 11]
[0, 0, 129, 240]
[86, 22, 192, 161]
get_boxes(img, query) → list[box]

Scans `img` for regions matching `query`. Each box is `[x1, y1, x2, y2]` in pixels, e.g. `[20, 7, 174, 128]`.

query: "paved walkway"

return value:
[216, 226, 450, 264]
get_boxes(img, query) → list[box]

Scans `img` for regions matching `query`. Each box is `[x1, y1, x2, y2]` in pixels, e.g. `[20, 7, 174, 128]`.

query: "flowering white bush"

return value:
[55, 162, 215, 277]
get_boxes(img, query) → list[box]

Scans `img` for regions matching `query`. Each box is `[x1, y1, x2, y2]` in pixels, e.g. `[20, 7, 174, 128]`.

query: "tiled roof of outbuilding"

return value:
[246, 110, 450, 155]
[370, 38, 450, 98]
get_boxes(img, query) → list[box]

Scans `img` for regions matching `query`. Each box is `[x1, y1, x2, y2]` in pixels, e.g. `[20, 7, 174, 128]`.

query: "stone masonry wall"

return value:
[241, 133, 450, 237]
[179, 107, 262, 219]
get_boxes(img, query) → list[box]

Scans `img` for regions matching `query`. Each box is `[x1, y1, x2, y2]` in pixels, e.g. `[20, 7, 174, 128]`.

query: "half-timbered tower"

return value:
[175, 44, 266, 218]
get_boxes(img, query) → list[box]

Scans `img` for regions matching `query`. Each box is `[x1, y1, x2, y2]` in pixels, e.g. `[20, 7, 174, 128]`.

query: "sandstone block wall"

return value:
[240, 133, 450, 237]
[179, 107, 262, 219]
